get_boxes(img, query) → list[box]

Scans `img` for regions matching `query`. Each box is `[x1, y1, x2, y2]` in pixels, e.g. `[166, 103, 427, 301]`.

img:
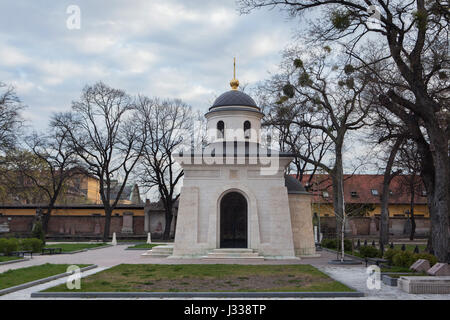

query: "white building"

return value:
[170, 66, 316, 259]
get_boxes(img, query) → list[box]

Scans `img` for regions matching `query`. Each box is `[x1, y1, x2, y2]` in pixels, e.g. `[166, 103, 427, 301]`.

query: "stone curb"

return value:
[0, 264, 98, 296]
[0, 257, 30, 266]
[41, 244, 113, 255]
[30, 291, 365, 299]
[125, 248, 153, 250]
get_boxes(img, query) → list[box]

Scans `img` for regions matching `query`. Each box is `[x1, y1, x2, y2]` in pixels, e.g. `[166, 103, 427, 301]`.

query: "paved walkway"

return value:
[1, 245, 449, 300]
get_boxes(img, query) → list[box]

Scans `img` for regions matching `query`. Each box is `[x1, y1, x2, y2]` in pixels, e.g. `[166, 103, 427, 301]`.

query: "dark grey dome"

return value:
[284, 175, 308, 194]
[210, 90, 258, 109]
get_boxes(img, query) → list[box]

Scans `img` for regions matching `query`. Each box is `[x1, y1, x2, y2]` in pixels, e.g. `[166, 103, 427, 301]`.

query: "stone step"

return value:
[203, 248, 264, 260]
[141, 245, 173, 258]
[211, 248, 255, 253]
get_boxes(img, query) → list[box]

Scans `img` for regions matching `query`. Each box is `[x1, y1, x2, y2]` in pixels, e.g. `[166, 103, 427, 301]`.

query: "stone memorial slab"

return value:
[427, 263, 450, 276]
[121, 212, 134, 234]
[410, 259, 430, 273]
[398, 276, 450, 294]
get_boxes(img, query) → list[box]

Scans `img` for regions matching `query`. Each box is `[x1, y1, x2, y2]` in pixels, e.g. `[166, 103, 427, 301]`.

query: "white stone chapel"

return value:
[170, 61, 316, 259]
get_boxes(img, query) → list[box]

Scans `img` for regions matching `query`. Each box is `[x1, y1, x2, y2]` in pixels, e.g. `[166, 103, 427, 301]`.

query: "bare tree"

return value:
[52, 82, 147, 242]
[12, 125, 81, 233]
[256, 80, 332, 184]
[239, 0, 449, 262]
[396, 141, 425, 241]
[136, 96, 193, 240]
[261, 47, 373, 261]
[0, 82, 24, 153]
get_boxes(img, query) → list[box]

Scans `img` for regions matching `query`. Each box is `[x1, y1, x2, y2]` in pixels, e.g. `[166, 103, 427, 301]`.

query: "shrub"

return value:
[0, 238, 19, 255]
[321, 238, 352, 251]
[359, 245, 381, 258]
[20, 238, 44, 253]
[384, 248, 401, 265]
[32, 221, 45, 245]
[321, 238, 337, 249]
[413, 253, 438, 267]
[0, 238, 7, 255]
[392, 251, 416, 268]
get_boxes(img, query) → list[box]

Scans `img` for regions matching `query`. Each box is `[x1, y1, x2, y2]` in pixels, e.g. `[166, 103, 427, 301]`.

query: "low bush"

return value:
[413, 253, 438, 267]
[0, 238, 20, 255]
[320, 238, 337, 249]
[392, 251, 416, 268]
[32, 222, 45, 245]
[359, 245, 381, 258]
[320, 238, 352, 251]
[20, 238, 44, 253]
[384, 248, 401, 264]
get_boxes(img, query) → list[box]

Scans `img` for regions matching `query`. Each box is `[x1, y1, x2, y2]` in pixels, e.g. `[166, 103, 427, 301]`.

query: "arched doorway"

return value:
[220, 191, 248, 248]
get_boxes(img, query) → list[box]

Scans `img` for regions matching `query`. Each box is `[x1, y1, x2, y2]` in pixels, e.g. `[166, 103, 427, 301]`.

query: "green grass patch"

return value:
[0, 263, 90, 292]
[127, 243, 158, 249]
[44, 243, 107, 253]
[44, 264, 354, 293]
[0, 256, 24, 263]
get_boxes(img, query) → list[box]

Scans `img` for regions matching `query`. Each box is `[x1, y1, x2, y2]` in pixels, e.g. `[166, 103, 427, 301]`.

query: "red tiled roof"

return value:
[297, 174, 428, 205]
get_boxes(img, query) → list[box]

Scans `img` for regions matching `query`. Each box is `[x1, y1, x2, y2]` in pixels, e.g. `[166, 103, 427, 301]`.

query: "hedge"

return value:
[0, 238, 44, 255]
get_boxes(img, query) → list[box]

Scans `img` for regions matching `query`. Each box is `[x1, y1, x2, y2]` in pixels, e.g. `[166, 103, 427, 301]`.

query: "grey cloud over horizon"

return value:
[0, 0, 301, 131]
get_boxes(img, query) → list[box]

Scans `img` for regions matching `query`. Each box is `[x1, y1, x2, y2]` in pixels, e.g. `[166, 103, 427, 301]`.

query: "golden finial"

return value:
[230, 57, 239, 90]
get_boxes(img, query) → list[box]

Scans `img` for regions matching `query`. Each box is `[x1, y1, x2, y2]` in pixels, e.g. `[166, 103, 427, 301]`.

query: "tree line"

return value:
[0, 81, 198, 242]
[241, 0, 449, 262]
[0, 0, 448, 262]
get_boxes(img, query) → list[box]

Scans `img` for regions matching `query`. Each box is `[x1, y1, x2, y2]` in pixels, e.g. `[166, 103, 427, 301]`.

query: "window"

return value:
[244, 121, 251, 139]
[371, 189, 378, 196]
[350, 191, 358, 198]
[217, 121, 224, 139]
[322, 191, 329, 198]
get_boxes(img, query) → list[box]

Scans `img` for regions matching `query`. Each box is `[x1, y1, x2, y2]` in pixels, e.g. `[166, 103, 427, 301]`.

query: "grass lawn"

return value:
[0, 263, 90, 292]
[0, 256, 24, 263]
[44, 243, 108, 253]
[44, 264, 354, 293]
[127, 243, 158, 249]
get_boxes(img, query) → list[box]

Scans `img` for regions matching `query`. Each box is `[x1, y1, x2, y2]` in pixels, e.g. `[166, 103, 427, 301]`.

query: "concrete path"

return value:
[316, 265, 450, 300]
[1, 245, 449, 300]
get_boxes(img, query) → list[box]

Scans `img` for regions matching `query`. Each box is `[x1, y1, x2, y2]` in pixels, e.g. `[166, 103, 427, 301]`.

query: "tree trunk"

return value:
[428, 127, 449, 262]
[380, 137, 403, 245]
[380, 185, 390, 245]
[409, 188, 416, 241]
[331, 147, 345, 261]
[102, 207, 112, 242]
[163, 206, 173, 240]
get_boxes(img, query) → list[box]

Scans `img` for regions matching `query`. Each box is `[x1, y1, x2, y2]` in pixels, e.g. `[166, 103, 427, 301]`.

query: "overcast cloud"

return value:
[0, 0, 301, 130]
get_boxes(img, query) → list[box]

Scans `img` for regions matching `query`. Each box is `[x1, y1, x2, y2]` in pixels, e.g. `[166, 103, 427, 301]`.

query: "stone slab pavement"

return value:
[1, 245, 449, 300]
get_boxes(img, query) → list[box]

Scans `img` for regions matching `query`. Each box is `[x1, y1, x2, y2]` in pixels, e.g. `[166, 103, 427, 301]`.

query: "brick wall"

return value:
[316, 216, 430, 237]
[0, 214, 147, 237]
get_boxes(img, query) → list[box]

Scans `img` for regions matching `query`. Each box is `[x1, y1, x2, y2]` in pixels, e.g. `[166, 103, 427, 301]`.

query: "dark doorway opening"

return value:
[220, 191, 248, 248]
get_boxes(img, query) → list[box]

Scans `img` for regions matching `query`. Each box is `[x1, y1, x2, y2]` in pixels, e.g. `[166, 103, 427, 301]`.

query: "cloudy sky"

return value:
[0, 0, 302, 131]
